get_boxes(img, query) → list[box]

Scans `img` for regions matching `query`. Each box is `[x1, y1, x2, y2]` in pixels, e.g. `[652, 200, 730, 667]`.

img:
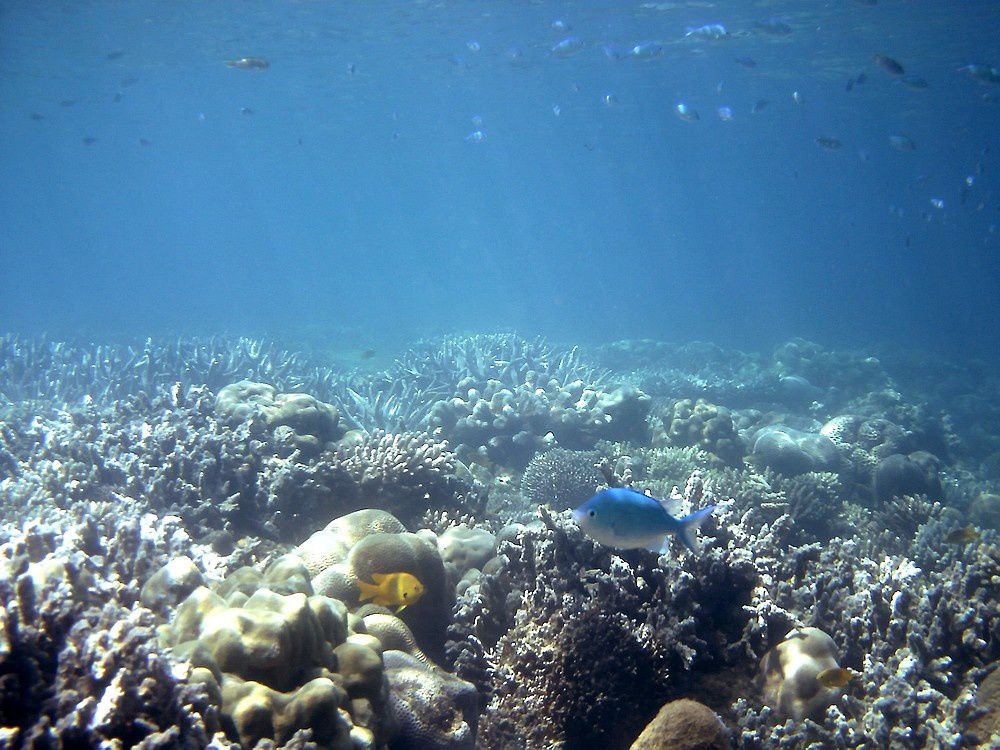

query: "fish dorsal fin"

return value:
[370, 573, 388, 584]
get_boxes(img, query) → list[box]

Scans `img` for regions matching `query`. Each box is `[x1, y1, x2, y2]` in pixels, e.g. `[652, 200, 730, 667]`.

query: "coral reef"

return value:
[3, 333, 1000, 750]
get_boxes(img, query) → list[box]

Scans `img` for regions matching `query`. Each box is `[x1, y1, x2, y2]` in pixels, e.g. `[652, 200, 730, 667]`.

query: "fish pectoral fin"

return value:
[647, 536, 670, 554]
[395, 604, 408, 614]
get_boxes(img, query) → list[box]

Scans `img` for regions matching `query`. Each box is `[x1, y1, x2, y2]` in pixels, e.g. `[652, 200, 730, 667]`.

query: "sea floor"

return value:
[0, 333, 997, 749]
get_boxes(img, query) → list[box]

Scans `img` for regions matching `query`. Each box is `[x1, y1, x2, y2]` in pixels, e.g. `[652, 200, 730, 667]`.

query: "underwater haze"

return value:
[2, 0, 998, 356]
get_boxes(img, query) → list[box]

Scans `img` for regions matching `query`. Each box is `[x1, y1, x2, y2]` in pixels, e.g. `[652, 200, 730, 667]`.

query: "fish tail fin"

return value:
[675, 505, 717, 554]
[357, 579, 379, 602]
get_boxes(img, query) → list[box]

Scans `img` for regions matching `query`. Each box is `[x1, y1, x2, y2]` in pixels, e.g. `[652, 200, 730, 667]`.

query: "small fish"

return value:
[630, 41, 664, 59]
[120, 76, 138, 87]
[551, 103, 561, 116]
[112, 92, 122, 103]
[358, 572, 425, 612]
[466, 130, 486, 143]
[139, 138, 152, 146]
[226, 57, 269, 70]
[900, 75, 929, 90]
[873, 54, 905, 75]
[466, 40, 481, 52]
[930, 197, 945, 209]
[241, 107, 254, 115]
[573, 487, 716, 555]
[717, 105, 734, 121]
[551, 19, 571, 32]
[60, 99, 77, 107]
[28, 112, 44, 121]
[815, 135, 843, 150]
[346, 62, 357, 75]
[359, 349, 376, 360]
[817, 667, 857, 688]
[551, 36, 584, 58]
[674, 102, 699, 122]
[603, 93, 619, 107]
[600, 44, 624, 61]
[846, 72, 869, 91]
[82, 136, 97, 145]
[685, 24, 729, 41]
[889, 134, 916, 152]
[751, 99, 769, 114]
[106, 50, 125, 60]
[793, 90, 803, 105]
[944, 526, 980, 545]
[735, 56, 757, 68]
[959, 64, 1000, 85]
[755, 17, 792, 36]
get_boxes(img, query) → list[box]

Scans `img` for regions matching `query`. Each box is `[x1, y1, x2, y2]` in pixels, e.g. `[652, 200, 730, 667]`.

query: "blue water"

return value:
[1, 0, 998, 357]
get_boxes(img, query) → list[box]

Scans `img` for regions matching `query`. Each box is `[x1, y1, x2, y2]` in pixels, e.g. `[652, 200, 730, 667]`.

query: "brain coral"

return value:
[520, 448, 603, 510]
[654, 398, 745, 466]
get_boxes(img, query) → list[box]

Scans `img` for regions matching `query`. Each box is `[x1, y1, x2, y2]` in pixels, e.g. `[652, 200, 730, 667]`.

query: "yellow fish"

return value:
[357, 572, 425, 613]
[816, 667, 857, 688]
[944, 526, 981, 545]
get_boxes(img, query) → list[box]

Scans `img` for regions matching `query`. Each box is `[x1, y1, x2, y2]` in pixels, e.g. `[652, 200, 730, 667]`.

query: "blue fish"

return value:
[572, 487, 716, 555]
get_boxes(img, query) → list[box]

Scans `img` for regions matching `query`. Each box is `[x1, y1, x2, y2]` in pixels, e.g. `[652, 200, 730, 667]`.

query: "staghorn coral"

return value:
[520, 448, 603, 510]
[0, 386, 477, 542]
[0, 334, 346, 407]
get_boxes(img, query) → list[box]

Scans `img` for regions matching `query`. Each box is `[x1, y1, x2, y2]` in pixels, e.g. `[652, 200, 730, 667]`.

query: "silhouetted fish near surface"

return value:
[674, 102, 699, 121]
[29, 112, 44, 121]
[873, 54, 905, 75]
[735, 56, 757, 68]
[846, 72, 868, 91]
[900, 75, 929, 90]
[751, 99, 769, 114]
[685, 24, 729, 40]
[82, 136, 97, 145]
[359, 349, 376, 361]
[226, 57, 269, 69]
[889, 134, 916, 152]
[139, 138, 152, 146]
[60, 99, 77, 107]
[815, 135, 843, 150]
[630, 41, 664, 59]
[551, 36, 584, 57]
[959, 64, 1000, 85]
[106, 50, 125, 60]
[755, 17, 792, 35]
[120, 76, 139, 86]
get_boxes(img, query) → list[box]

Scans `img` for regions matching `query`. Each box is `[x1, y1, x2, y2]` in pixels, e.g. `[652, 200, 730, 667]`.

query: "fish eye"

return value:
[588, 510, 596, 517]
